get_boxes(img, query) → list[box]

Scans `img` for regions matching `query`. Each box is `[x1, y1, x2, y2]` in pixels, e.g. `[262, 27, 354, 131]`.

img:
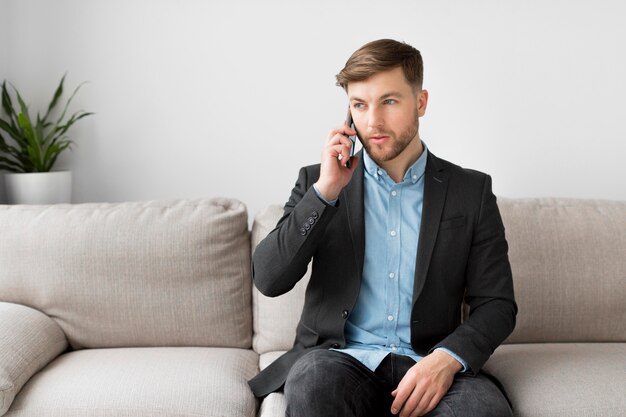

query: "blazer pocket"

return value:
[439, 216, 466, 231]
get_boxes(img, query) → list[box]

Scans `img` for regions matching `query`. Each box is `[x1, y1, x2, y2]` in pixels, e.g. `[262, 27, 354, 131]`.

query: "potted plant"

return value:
[0, 75, 93, 204]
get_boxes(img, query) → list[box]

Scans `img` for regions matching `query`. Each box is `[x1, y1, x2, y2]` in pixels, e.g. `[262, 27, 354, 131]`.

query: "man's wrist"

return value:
[435, 347, 469, 372]
[313, 181, 340, 202]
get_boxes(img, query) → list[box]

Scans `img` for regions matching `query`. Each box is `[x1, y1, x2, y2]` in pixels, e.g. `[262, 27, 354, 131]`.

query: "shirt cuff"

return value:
[435, 347, 470, 373]
[312, 184, 338, 207]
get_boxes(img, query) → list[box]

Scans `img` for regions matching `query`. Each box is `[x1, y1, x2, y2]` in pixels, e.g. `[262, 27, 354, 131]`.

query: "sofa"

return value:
[0, 197, 624, 417]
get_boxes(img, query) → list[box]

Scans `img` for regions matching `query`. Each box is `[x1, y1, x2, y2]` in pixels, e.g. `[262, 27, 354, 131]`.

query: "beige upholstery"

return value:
[251, 205, 311, 355]
[4, 347, 259, 417]
[498, 198, 626, 343]
[0, 199, 252, 350]
[259, 351, 287, 372]
[0, 303, 67, 416]
[257, 393, 287, 417]
[484, 343, 626, 417]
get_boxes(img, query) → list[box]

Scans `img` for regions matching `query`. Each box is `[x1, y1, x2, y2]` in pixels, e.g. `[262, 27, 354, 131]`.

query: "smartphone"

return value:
[345, 108, 358, 168]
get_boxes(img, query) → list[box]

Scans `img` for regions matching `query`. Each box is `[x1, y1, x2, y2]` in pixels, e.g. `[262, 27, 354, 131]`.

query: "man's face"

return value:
[347, 67, 428, 165]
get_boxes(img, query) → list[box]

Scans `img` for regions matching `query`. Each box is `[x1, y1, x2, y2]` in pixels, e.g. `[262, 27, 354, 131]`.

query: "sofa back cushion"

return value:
[499, 197, 626, 343]
[251, 205, 311, 354]
[0, 198, 252, 349]
[250, 198, 626, 353]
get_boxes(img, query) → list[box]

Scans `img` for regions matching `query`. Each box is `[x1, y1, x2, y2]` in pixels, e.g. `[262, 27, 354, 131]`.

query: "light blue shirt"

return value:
[315, 141, 469, 373]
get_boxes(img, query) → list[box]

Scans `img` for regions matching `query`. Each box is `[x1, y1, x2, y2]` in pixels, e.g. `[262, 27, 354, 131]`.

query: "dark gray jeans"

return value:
[284, 349, 512, 417]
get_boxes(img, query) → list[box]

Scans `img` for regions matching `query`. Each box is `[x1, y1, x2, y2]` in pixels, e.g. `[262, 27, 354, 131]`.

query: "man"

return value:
[248, 39, 517, 417]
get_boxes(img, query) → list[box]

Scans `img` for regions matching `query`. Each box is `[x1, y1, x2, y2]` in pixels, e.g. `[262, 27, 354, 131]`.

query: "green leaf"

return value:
[0, 155, 24, 172]
[42, 74, 65, 122]
[55, 81, 88, 125]
[0, 117, 27, 146]
[1, 81, 18, 122]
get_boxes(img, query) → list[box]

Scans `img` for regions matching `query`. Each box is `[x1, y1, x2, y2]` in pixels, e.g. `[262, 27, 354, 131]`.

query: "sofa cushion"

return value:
[259, 350, 287, 371]
[257, 352, 288, 417]
[483, 343, 626, 417]
[0, 303, 68, 416]
[251, 205, 311, 354]
[498, 198, 626, 343]
[4, 347, 259, 417]
[258, 393, 287, 417]
[0, 198, 252, 349]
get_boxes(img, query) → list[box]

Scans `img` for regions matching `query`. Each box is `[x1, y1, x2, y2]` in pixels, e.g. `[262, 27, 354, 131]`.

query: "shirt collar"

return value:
[363, 140, 429, 184]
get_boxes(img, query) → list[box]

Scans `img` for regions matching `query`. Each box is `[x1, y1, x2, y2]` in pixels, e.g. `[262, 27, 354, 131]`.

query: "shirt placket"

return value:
[385, 180, 402, 352]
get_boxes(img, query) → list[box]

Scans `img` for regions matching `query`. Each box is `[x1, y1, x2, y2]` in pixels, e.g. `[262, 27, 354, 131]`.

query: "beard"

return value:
[361, 109, 420, 165]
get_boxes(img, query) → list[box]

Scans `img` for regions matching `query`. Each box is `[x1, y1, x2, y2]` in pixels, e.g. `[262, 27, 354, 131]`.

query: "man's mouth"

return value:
[368, 135, 389, 145]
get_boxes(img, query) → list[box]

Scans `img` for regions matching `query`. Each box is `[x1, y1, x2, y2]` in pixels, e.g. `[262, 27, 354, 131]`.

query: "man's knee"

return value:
[427, 374, 512, 417]
[285, 349, 340, 400]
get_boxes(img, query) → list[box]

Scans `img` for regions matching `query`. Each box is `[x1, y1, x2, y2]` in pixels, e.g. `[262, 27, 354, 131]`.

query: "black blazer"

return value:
[248, 150, 517, 398]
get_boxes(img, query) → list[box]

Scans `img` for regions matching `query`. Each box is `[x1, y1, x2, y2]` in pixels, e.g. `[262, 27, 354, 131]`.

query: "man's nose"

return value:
[367, 108, 384, 129]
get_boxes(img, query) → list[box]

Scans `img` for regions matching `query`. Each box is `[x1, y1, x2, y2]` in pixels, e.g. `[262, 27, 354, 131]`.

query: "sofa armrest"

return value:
[0, 302, 68, 416]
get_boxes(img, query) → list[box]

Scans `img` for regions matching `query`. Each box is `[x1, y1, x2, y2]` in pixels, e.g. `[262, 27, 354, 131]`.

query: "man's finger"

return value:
[390, 377, 415, 415]
[413, 389, 436, 416]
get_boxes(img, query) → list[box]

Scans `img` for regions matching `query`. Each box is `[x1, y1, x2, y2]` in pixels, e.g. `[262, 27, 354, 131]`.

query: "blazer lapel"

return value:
[413, 151, 448, 304]
[342, 150, 365, 282]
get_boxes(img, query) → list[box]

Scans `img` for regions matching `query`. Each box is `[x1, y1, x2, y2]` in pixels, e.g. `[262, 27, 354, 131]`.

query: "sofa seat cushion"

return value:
[257, 351, 288, 417]
[483, 343, 626, 417]
[5, 347, 259, 417]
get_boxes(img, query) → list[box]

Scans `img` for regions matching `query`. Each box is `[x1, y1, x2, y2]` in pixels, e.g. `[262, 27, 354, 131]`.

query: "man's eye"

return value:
[383, 99, 397, 105]
[353, 103, 365, 110]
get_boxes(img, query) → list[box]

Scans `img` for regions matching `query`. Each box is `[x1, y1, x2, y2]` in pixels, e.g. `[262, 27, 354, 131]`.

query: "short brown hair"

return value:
[335, 39, 423, 92]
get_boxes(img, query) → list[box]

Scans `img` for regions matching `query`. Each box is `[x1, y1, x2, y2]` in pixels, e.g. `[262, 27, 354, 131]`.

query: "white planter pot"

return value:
[4, 171, 73, 204]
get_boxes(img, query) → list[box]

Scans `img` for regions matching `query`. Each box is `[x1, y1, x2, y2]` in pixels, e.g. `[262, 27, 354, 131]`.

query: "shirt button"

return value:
[377, 169, 383, 176]
[390, 230, 396, 237]
[412, 174, 418, 181]
[391, 190, 397, 197]
[387, 315, 394, 321]
[341, 309, 349, 319]
[389, 272, 395, 279]
[391, 344, 397, 351]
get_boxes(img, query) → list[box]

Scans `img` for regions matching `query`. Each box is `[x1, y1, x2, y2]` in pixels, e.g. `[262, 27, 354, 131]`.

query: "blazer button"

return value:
[331, 343, 340, 349]
[299, 228, 306, 235]
[312, 211, 319, 219]
[304, 223, 311, 230]
[341, 309, 349, 319]
[308, 217, 315, 224]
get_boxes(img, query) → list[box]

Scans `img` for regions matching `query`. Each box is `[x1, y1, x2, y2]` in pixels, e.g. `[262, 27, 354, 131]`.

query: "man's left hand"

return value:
[390, 349, 462, 416]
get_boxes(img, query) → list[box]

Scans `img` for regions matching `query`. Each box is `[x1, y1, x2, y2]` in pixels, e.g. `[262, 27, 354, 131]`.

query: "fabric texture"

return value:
[259, 351, 287, 371]
[251, 205, 311, 354]
[4, 347, 259, 417]
[0, 303, 67, 415]
[0, 198, 252, 349]
[483, 343, 626, 417]
[257, 393, 287, 417]
[497, 198, 626, 343]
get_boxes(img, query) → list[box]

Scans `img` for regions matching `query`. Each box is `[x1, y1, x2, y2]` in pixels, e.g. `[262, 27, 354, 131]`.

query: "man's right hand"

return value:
[314, 125, 360, 201]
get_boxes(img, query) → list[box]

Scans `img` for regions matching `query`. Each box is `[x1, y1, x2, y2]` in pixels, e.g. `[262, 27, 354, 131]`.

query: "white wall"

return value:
[2, 0, 625, 217]
[0, 0, 8, 201]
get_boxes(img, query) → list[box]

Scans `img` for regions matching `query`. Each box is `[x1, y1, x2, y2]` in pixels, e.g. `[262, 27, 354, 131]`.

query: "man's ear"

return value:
[417, 89, 429, 117]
